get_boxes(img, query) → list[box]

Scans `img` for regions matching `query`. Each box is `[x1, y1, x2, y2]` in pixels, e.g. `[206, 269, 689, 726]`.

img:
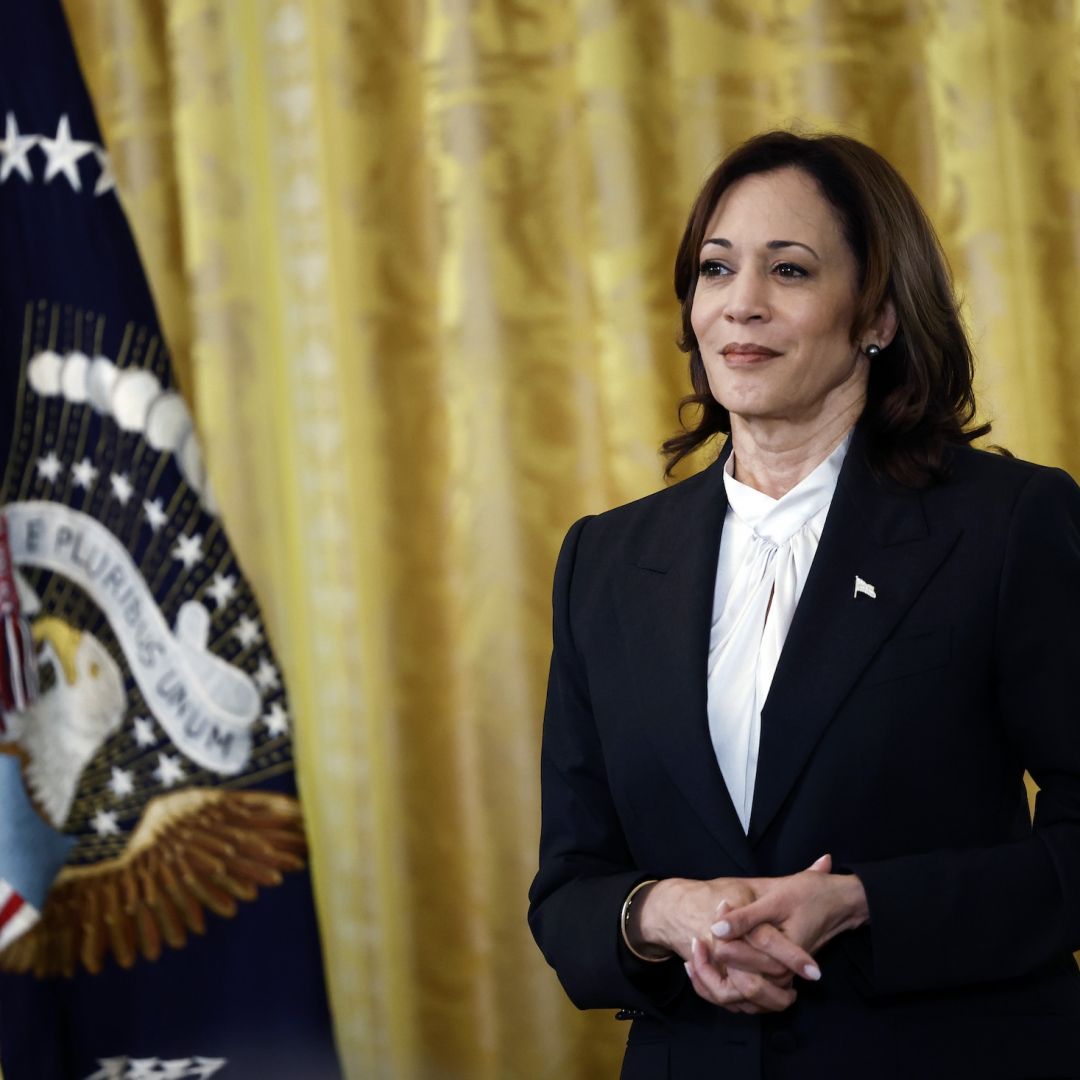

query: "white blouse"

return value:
[706, 432, 851, 831]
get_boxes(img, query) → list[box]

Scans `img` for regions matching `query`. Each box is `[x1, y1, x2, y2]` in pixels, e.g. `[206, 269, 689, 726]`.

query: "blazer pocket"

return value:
[859, 627, 950, 688]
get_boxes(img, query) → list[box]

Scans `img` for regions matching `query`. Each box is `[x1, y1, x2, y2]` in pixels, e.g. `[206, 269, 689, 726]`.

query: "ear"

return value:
[867, 297, 898, 350]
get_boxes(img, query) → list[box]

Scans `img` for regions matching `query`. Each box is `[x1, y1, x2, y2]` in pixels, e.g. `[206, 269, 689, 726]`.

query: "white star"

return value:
[126, 1062, 167, 1080]
[107, 766, 135, 798]
[90, 808, 120, 836]
[36, 451, 62, 483]
[110, 471, 134, 505]
[71, 456, 98, 488]
[132, 716, 157, 747]
[39, 114, 95, 192]
[153, 752, 184, 788]
[190, 1060, 228, 1080]
[143, 497, 168, 531]
[85, 1059, 127, 1080]
[206, 572, 237, 610]
[93, 145, 116, 196]
[172, 532, 203, 569]
[151, 1060, 194, 1080]
[0, 112, 37, 184]
[232, 615, 262, 648]
[253, 658, 281, 693]
[263, 702, 290, 737]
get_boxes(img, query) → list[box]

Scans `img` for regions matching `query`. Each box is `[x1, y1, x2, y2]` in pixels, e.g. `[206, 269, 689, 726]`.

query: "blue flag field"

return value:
[0, 4, 341, 1077]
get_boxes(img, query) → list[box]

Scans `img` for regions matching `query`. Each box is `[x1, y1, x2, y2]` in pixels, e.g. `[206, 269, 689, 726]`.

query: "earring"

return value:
[864, 343, 881, 358]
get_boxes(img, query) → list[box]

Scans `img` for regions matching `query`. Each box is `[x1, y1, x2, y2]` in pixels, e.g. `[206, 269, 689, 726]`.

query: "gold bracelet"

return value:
[620, 879, 674, 963]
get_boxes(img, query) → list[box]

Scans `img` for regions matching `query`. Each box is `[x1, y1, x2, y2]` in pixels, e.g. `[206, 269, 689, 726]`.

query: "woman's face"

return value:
[691, 167, 867, 428]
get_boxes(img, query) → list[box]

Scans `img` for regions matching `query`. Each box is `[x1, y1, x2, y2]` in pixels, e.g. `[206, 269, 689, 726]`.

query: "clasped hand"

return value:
[635, 854, 868, 1014]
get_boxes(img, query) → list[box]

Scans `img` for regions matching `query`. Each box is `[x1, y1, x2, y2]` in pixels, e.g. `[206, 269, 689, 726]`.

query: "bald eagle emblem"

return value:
[0, 327, 308, 976]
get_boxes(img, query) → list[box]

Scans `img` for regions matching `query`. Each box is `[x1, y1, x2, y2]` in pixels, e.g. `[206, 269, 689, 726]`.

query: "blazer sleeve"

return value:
[527, 515, 684, 1013]
[846, 466, 1080, 995]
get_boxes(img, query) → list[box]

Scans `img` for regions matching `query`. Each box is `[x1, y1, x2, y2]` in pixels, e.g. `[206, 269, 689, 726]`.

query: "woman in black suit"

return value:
[528, 131, 1080, 1079]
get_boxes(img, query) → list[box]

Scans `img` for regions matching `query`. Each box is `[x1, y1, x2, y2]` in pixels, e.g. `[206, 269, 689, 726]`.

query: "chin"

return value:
[711, 388, 790, 421]
[707, 372, 785, 413]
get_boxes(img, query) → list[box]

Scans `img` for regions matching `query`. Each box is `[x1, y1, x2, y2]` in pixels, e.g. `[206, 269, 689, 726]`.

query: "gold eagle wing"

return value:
[0, 788, 307, 977]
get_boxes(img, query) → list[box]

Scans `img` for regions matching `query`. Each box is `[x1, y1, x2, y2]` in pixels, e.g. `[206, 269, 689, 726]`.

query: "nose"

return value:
[723, 271, 769, 323]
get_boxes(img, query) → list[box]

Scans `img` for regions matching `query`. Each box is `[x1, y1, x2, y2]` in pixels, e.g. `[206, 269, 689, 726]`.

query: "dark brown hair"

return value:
[662, 130, 990, 486]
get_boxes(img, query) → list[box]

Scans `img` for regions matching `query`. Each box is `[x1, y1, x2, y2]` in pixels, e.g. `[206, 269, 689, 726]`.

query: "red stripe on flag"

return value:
[0, 889, 25, 927]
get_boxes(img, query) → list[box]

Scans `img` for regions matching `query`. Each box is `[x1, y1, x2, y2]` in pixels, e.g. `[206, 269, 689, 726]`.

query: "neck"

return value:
[730, 398, 862, 499]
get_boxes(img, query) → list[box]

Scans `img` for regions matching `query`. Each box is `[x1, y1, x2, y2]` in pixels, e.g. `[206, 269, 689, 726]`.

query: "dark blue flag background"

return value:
[0, 4, 342, 1077]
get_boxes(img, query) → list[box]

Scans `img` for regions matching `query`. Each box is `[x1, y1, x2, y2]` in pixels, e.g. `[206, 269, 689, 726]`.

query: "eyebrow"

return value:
[703, 237, 821, 259]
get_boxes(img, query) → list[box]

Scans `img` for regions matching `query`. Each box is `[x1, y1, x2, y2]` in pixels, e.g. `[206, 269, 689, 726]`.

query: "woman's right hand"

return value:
[632, 875, 821, 1013]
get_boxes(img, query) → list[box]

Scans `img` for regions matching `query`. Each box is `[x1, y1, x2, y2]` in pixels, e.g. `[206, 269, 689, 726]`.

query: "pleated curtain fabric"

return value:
[60, 1, 1080, 1076]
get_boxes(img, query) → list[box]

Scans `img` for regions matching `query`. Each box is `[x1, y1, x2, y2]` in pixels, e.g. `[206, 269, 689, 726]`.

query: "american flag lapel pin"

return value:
[853, 575, 877, 600]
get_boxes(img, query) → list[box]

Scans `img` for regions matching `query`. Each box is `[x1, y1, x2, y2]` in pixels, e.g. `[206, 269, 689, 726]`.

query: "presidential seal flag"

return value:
[0, 5, 341, 1078]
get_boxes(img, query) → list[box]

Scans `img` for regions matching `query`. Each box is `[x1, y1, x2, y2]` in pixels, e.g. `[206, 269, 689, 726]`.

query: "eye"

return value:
[773, 262, 809, 279]
[698, 259, 731, 278]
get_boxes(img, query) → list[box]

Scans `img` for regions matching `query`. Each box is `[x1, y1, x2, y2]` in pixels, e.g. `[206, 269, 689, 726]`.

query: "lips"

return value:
[720, 343, 782, 364]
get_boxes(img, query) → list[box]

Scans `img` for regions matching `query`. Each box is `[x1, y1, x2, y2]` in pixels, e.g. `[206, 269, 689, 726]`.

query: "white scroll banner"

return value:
[5, 501, 257, 774]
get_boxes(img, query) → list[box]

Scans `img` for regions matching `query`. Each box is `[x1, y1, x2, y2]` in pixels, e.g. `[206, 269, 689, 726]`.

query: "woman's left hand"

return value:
[707, 854, 869, 969]
[685, 855, 837, 1014]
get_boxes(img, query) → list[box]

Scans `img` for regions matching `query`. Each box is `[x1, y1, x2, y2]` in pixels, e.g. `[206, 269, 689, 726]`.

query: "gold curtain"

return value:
[61, 2, 1080, 1077]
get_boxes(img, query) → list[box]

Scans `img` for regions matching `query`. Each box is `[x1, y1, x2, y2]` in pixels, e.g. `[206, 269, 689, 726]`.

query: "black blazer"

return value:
[529, 431, 1080, 1079]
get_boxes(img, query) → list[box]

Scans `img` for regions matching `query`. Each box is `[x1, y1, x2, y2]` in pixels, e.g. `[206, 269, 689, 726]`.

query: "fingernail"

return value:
[711, 920, 731, 938]
[803, 963, 821, 981]
[690, 935, 700, 959]
[713, 898, 729, 915]
[683, 961, 692, 977]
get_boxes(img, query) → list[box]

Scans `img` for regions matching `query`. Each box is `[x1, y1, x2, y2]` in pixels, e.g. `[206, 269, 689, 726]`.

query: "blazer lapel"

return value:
[748, 437, 962, 844]
[614, 442, 758, 873]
